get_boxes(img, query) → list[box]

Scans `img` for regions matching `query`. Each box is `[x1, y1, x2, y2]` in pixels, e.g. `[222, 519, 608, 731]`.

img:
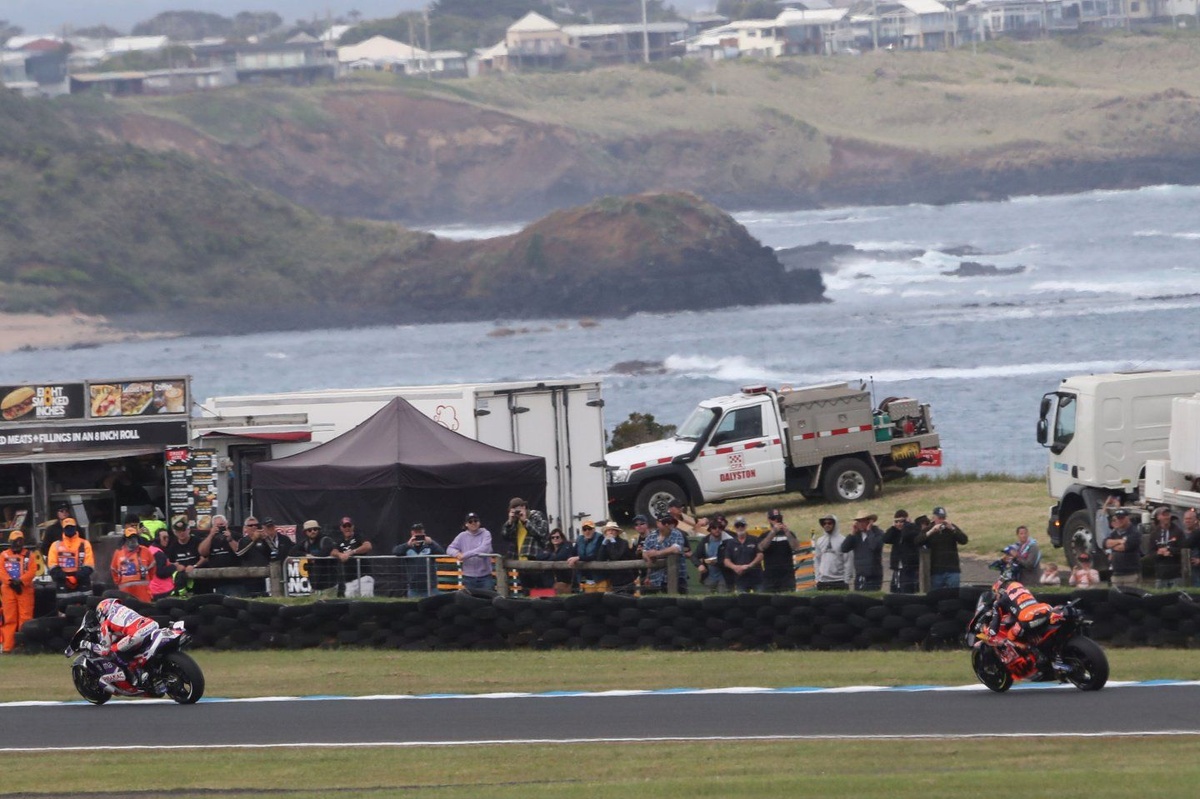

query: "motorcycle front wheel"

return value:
[1061, 636, 1109, 691]
[158, 651, 205, 704]
[971, 646, 1013, 693]
[72, 662, 110, 705]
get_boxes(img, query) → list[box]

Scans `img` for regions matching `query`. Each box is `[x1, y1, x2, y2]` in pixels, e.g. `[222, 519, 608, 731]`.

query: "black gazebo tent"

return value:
[252, 397, 546, 553]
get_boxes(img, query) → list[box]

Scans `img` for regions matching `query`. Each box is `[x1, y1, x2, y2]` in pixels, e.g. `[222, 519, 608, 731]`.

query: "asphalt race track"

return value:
[6, 683, 1200, 750]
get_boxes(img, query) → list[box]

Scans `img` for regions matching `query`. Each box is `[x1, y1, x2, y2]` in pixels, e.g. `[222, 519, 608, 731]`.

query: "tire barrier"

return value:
[14, 586, 1200, 654]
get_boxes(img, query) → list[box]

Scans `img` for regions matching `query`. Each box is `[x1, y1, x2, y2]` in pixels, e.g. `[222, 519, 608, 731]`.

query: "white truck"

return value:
[603, 382, 941, 521]
[1037, 369, 1200, 565]
[194, 380, 608, 531]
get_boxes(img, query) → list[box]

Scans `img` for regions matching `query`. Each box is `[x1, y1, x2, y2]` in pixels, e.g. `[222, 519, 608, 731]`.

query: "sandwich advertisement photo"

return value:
[0, 384, 86, 422]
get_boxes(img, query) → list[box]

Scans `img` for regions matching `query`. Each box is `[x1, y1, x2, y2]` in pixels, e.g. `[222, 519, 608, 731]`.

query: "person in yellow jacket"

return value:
[110, 526, 155, 603]
[2, 531, 38, 652]
[47, 518, 94, 592]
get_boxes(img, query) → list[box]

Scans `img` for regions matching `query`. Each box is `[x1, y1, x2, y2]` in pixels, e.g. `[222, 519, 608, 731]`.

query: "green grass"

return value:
[5, 647, 1198, 704]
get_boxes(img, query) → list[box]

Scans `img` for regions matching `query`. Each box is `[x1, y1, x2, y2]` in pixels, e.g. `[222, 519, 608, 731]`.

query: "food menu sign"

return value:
[1, 378, 188, 425]
[165, 447, 218, 528]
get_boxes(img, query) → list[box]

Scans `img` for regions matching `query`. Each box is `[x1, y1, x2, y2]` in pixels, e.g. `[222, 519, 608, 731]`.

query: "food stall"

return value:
[0, 377, 191, 550]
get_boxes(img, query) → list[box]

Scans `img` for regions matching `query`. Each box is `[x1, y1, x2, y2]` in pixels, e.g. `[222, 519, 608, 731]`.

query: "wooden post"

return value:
[269, 561, 282, 597]
[919, 548, 931, 594]
[1182, 548, 1192, 587]
[666, 553, 679, 595]
[495, 557, 510, 597]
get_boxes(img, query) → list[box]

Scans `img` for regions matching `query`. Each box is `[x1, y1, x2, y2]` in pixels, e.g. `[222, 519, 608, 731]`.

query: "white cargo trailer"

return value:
[195, 380, 607, 532]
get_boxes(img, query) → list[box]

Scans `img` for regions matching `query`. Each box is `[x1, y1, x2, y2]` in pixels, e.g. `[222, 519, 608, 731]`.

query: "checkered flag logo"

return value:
[728, 453, 744, 469]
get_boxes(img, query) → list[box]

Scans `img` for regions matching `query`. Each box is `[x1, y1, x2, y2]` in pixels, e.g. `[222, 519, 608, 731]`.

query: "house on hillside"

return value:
[690, 18, 790, 58]
[1, 52, 39, 96]
[505, 11, 572, 70]
[778, 7, 854, 54]
[960, 0, 1071, 38]
[1059, 0, 1130, 27]
[337, 35, 466, 76]
[7, 38, 69, 95]
[854, 0, 957, 49]
[561, 21, 688, 64]
[191, 40, 336, 85]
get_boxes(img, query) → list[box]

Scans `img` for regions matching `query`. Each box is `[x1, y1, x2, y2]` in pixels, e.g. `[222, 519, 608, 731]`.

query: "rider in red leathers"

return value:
[86, 597, 160, 692]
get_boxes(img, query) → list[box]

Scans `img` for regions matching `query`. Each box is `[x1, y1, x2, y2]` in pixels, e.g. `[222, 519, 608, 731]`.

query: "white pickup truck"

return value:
[605, 382, 941, 521]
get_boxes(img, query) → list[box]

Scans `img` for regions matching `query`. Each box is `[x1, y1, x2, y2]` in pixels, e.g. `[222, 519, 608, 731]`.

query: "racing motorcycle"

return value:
[65, 615, 205, 705]
[965, 589, 1108, 693]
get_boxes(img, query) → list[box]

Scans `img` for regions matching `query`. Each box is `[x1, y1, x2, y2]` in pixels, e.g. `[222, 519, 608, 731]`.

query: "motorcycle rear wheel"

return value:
[72, 663, 110, 705]
[159, 651, 205, 704]
[1061, 636, 1109, 691]
[972, 646, 1013, 693]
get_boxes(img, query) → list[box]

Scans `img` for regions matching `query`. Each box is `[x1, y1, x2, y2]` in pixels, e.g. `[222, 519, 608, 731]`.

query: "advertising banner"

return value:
[0, 377, 189, 426]
[0, 420, 189, 456]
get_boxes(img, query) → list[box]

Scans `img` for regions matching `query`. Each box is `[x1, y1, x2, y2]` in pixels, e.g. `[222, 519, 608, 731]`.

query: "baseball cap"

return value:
[123, 525, 140, 538]
[932, 506, 947, 518]
[603, 521, 622, 532]
[854, 511, 877, 522]
[656, 513, 676, 524]
[172, 518, 187, 530]
[303, 520, 321, 531]
[632, 514, 649, 525]
[341, 516, 354, 525]
[1110, 508, 1130, 518]
[1002, 544, 1017, 554]
[262, 518, 275, 526]
[667, 499, 685, 509]
[766, 509, 783, 522]
[410, 522, 425, 530]
[62, 517, 78, 528]
[464, 512, 480, 522]
[733, 516, 747, 527]
[509, 497, 527, 509]
[8, 530, 24, 542]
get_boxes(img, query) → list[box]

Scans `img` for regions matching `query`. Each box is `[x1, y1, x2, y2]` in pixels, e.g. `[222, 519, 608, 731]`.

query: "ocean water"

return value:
[4, 185, 1200, 478]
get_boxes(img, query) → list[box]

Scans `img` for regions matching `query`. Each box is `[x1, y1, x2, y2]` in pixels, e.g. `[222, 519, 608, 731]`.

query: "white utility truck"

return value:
[195, 380, 607, 531]
[1037, 369, 1200, 565]
[604, 382, 941, 521]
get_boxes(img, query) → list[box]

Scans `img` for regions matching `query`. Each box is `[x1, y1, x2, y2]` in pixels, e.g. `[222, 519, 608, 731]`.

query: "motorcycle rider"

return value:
[986, 579, 1058, 652]
[85, 597, 161, 692]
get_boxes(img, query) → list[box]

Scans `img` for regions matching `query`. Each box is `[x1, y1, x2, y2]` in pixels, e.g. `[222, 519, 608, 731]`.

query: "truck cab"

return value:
[1037, 370, 1200, 561]
[605, 390, 787, 521]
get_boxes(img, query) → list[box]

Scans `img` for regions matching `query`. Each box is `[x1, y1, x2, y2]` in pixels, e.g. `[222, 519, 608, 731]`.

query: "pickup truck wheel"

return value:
[635, 480, 686, 522]
[821, 458, 877, 503]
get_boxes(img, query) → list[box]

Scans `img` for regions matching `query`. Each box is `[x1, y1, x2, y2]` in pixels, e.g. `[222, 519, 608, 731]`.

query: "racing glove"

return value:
[90, 642, 109, 656]
[8, 579, 20, 594]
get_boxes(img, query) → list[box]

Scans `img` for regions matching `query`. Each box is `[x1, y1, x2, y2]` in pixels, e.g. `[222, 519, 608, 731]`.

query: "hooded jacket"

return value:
[813, 516, 853, 584]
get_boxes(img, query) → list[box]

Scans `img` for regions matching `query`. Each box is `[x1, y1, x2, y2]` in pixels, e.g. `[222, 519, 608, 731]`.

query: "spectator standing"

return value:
[1010, 525, 1042, 584]
[722, 517, 764, 593]
[567, 519, 605, 590]
[330, 516, 373, 597]
[1, 531, 37, 652]
[1184, 508, 1200, 587]
[667, 499, 696, 536]
[393, 521, 444, 598]
[1069, 553, 1101, 588]
[447, 512, 495, 592]
[758, 509, 801, 592]
[110, 525, 155, 602]
[630, 514, 652, 585]
[540, 528, 575, 594]
[840, 512, 885, 591]
[165, 518, 206, 573]
[598, 520, 636, 593]
[692, 517, 732, 593]
[883, 509, 921, 593]
[502, 497, 548, 560]
[1102, 508, 1143, 588]
[143, 522, 177, 600]
[1146, 506, 1185, 589]
[47, 517, 94, 592]
[813, 514, 852, 590]
[295, 519, 337, 593]
[642, 514, 687, 593]
[914, 506, 968, 590]
[38, 503, 73, 558]
[198, 514, 243, 596]
[989, 546, 1021, 583]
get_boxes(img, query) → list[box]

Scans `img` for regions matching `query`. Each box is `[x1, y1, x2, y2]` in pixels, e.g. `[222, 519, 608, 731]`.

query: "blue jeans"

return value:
[462, 574, 494, 592]
[930, 571, 960, 590]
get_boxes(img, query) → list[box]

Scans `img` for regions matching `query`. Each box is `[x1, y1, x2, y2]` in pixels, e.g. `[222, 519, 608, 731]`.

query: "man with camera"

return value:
[502, 497, 548, 559]
[197, 514, 243, 596]
[913, 506, 968, 590]
[393, 521, 445, 597]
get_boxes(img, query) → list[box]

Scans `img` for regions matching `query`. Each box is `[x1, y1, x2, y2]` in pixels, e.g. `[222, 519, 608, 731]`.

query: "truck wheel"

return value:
[821, 458, 877, 503]
[635, 480, 686, 522]
[1064, 509, 1104, 570]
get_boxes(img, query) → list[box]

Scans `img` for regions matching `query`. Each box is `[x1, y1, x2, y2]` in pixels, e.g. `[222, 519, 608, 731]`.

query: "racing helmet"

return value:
[96, 598, 117, 616]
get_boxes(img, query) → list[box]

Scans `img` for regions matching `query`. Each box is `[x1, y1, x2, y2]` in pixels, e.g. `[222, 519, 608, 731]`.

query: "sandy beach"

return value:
[0, 312, 170, 354]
